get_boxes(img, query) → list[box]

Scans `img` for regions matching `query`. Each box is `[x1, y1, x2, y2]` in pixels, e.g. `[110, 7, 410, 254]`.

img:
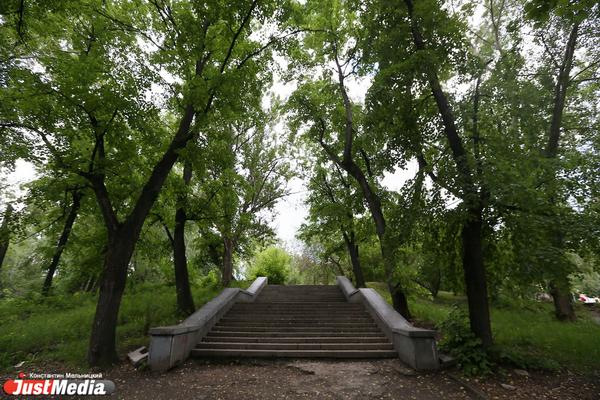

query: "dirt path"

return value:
[113, 359, 469, 400]
[3, 358, 598, 399]
[110, 358, 598, 400]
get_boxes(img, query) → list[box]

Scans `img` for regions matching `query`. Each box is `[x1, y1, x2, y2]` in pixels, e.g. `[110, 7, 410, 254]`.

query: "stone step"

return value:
[194, 285, 395, 360]
[231, 310, 355, 313]
[206, 331, 387, 338]
[212, 326, 381, 333]
[251, 300, 346, 303]
[233, 301, 360, 304]
[191, 348, 397, 358]
[231, 303, 363, 309]
[216, 320, 376, 329]
[255, 296, 345, 299]
[262, 285, 341, 288]
[222, 318, 375, 323]
[220, 317, 373, 323]
[257, 291, 344, 294]
[196, 342, 394, 351]
[215, 321, 375, 327]
[227, 310, 366, 315]
[225, 315, 371, 320]
[258, 292, 343, 295]
[258, 292, 342, 295]
[259, 290, 343, 292]
[204, 336, 391, 343]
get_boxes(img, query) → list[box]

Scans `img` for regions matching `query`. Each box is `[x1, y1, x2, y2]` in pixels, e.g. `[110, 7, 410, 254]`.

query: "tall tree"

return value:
[525, 0, 599, 320]
[360, 0, 494, 345]
[199, 122, 291, 286]
[41, 189, 83, 296]
[300, 163, 367, 287]
[288, 0, 414, 318]
[0, 203, 13, 276]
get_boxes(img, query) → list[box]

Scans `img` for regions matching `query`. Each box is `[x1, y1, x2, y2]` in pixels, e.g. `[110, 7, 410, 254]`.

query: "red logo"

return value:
[3, 377, 115, 396]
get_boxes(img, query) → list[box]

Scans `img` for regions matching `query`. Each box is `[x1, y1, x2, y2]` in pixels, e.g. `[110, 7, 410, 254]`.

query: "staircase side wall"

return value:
[148, 277, 268, 371]
[336, 276, 439, 370]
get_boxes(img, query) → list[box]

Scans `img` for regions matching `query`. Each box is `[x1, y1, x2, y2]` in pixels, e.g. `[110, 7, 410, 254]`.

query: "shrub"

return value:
[246, 247, 291, 284]
[438, 306, 493, 376]
[197, 269, 221, 288]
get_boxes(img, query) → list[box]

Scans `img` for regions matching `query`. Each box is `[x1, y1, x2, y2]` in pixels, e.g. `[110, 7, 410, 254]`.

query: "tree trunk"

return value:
[342, 231, 366, 288]
[545, 22, 579, 159]
[42, 191, 82, 296]
[549, 281, 576, 321]
[172, 160, 195, 315]
[328, 256, 346, 277]
[0, 204, 13, 274]
[462, 207, 493, 348]
[221, 237, 234, 287]
[87, 100, 197, 367]
[81, 276, 92, 292]
[431, 268, 441, 298]
[87, 227, 136, 367]
[345, 164, 411, 318]
[543, 22, 579, 322]
[388, 280, 411, 320]
[173, 207, 195, 315]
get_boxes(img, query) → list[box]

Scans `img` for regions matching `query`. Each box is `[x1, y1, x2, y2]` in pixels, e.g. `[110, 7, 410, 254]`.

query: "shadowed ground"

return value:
[110, 358, 598, 400]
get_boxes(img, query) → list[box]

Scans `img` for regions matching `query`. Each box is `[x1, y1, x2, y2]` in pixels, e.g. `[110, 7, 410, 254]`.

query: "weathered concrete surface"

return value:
[336, 276, 360, 301]
[148, 277, 267, 371]
[336, 276, 439, 370]
[237, 277, 268, 303]
[127, 346, 148, 367]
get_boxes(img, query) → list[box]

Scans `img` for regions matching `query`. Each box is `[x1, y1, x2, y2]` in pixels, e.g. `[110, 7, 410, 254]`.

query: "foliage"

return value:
[438, 306, 494, 376]
[287, 244, 340, 285]
[246, 246, 291, 284]
[570, 255, 600, 297]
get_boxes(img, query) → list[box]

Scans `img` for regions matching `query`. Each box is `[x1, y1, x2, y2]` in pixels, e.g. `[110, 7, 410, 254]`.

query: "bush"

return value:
[571, 270, 600, 297]
[246, 246, 291, 284]
[197, 269, 221, 288]
[438, 306, 493, 376]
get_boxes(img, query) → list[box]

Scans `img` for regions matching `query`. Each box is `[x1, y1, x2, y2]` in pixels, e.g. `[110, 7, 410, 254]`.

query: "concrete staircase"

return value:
[192, 284, 397, 358]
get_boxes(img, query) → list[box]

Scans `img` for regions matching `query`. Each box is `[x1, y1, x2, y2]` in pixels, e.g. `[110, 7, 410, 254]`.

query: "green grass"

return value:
[368, 282, 600, 372]
[0, 280, 251, 370]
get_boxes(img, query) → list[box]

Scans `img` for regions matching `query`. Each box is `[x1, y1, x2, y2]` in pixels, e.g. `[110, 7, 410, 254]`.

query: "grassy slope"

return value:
[368, 282, 600, 371]
[0, 281, 250, 370]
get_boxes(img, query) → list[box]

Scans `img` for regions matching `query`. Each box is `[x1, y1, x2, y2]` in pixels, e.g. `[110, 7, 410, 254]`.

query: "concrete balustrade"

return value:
[148, 277, 268, 371]
[336, 276, 440, 370]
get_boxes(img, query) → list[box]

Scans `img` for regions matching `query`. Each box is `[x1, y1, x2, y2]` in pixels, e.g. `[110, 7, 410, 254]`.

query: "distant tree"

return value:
[0, 204, 13, 279]
[299, 162, 367, 287]
[247, 246, 291, 284]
